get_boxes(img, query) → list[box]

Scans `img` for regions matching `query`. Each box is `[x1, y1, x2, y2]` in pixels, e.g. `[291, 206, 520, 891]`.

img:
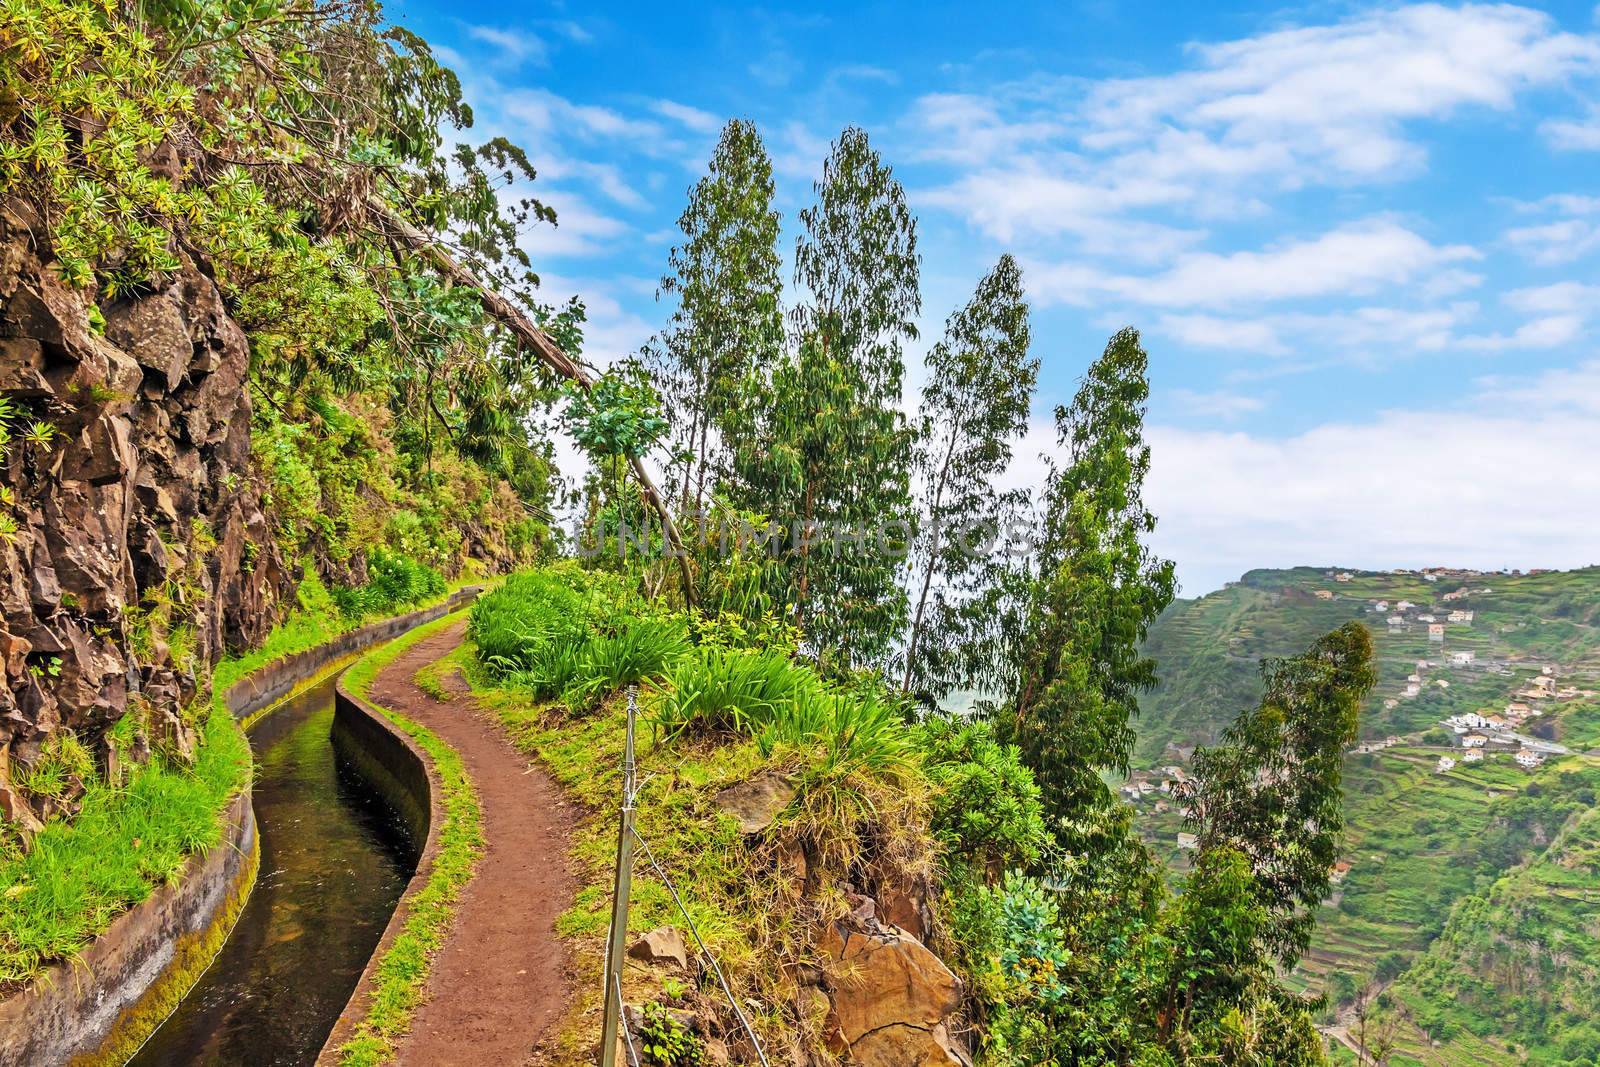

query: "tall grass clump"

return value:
[470, 565, 687, 709]
[655, 646, 820, 738]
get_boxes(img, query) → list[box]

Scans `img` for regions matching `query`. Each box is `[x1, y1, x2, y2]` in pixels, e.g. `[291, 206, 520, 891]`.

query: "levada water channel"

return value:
[130, 675, 415, 1065]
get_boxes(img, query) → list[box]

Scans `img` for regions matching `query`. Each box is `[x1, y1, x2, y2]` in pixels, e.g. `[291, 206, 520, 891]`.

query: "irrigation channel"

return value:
[130, 675, 417, 1065]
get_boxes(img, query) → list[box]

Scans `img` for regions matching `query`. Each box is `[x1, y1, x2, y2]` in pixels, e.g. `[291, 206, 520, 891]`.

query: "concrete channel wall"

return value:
[0, 587, 481, 1067]
[318, 673, 448, 1061]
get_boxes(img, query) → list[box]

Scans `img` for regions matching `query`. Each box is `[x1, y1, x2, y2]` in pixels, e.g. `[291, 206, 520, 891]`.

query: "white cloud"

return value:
[1144, 361, 1600, 592]
[1169, 388, 1267, 420]
[918, 4, 1600, 256]
[464, 25, 548, 66]
[1505, 215, 1600, 265]
[1084, 4, 1599, 180]
[1541, 107, 1600, 149]
[651, 100, 723, 135]
[1503, 281, 1600, 313]
[1157, 314, 1284, 354]
[1031, 219, 1479, 308]
[1458, 314, 1584, 350]
[500, 89, 672, 150]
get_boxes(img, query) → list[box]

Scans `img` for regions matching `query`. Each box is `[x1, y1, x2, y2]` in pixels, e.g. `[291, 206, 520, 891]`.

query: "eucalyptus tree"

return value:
[654, 120, 784, 514]
[737, 127, 920, 667]
[995, 328, 1177, 820]
[1178, 621, 1375, 967]
[901, 255, 1036, 697]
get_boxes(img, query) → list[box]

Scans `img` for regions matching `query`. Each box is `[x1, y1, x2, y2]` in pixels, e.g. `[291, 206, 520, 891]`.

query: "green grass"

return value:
[335, 612, 484, 1067]
[458, 565, 937, 1066]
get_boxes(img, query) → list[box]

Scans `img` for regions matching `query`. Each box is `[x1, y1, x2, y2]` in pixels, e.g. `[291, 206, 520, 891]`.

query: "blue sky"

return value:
[389, 0, 1600, 594]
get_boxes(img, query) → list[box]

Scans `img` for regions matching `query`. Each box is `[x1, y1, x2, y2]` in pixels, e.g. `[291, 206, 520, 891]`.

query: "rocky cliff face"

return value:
[0, 219, 292, 828]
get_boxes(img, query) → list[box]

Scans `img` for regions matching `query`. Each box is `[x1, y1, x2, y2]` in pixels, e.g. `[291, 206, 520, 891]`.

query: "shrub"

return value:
[332, 547, 445, 619]
[470, 567, 594, 672]
[946, 870, 1070, 1066]
[637, 1001, 705, 1066]
[918, 715, 1049, 872]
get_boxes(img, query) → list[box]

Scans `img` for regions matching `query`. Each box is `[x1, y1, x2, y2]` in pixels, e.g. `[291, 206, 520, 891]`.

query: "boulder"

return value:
[628, 925, 691, 970]
[819, 919, 970, 1067]
[714, 771, 797, 834]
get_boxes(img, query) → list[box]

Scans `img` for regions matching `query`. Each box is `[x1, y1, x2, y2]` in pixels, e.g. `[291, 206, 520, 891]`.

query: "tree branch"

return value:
[367, 198, 696, 605]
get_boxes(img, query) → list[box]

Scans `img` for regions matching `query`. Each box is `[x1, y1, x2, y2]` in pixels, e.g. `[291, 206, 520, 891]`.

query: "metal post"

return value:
[599, 687, 639, 1067]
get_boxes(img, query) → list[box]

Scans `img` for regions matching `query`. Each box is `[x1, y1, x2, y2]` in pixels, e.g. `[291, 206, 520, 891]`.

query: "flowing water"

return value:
[129, 676, 416, 1066]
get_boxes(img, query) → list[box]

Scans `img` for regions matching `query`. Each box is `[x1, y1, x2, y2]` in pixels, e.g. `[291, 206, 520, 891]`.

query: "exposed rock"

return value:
[818, 917, 970, 1067]
[0, 782, 43, 836]
[103, 287, 191, 391]
[872, 863, 936, 943]
[0, 217, 293, 810]
[714, 771, 797, 834]
[627, 925, 691, 971]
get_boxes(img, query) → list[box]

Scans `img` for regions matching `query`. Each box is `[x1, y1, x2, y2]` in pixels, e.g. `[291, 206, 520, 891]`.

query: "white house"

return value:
[1314, 589, 1334, 600]
[1447, 610, 1474, 624]
[1445, 712, 1494, 732]
[1436, 679, 1450, 689]
[1383, 698, 1399, 710]
[1462, 734, 1487, 748]
[1417, 614, 1437, 623]
[1429, 623, 1446, 641]
[1404, 684, 1421, 697]
[1375, 601, 1390, 611]
[1388, 615, 1406, 627]
[1396, 600, 1416, 611]
[1437, 756, 1457, 772]
[1450, 651, 1476, 666]
[1336, 572, 1353, 583]
[1515, 749, 1546, 769]
[1425, 573, 1439, 582]
[1462, 749, 1483, 763]
[1177, 832, 1199, 850]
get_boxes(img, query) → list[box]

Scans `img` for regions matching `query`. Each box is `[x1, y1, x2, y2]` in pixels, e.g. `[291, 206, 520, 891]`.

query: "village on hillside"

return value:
[1127, 564, 1600, 865]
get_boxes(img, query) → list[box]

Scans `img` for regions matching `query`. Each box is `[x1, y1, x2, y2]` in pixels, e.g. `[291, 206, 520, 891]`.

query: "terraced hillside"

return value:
[1136, 566, 1600, 764]
[1129, 566, 1600, 1065]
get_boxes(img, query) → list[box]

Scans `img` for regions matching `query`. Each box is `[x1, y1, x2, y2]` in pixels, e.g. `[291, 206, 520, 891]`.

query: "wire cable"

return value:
[631, 827, 771, 1067]
[615, 968, 641, 1067]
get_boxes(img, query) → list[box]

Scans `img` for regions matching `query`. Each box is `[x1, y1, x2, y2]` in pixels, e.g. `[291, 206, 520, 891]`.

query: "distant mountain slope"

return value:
[1131, 565, 1600, 1065]
[1135, 565, 1600, 764]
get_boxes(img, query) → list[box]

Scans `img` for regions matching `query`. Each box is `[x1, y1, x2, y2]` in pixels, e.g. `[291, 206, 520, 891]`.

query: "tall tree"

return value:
[902, 255, 1036, 696]
[999, 327, 1177, 820]
[653, 120, 783, 514]
[736, 127, 920, 667]
[1178, 621, 1376, 967]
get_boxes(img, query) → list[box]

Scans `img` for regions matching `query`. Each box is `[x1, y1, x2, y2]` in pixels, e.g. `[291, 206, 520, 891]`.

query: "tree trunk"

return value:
[902, 426, 961, 692]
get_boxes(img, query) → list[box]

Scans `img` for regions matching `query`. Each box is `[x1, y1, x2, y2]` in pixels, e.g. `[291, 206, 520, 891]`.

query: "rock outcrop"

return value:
[0, 219, 293, 826]
[817, 914, 971, 1066]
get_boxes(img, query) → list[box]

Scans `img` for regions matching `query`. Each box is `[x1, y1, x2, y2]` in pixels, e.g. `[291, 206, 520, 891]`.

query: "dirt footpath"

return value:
[367, 621, 577, 1066]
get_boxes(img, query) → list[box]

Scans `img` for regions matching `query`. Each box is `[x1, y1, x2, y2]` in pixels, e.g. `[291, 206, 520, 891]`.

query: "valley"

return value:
[1131, 566, 1600, 1065]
